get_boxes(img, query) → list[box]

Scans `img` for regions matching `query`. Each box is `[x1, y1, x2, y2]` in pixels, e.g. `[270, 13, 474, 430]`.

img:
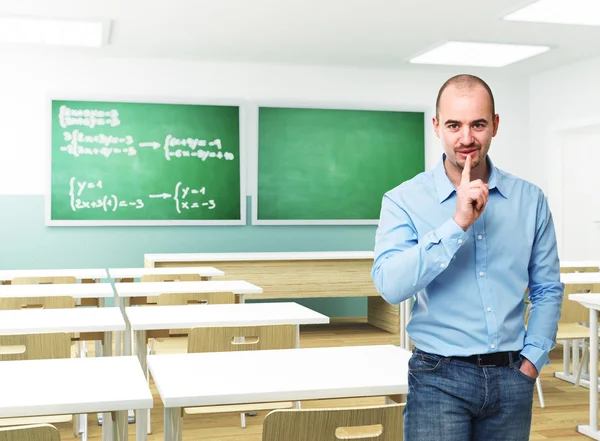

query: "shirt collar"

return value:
[433, 154, 507, 204]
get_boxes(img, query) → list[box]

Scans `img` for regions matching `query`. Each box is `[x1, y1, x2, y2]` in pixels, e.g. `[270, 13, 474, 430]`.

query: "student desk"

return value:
[108, 266, 224, 281]
[148, 344, 410, 441]
[0, 356, 152, 441]
[126, 301, 329, 441]
[0, 306, 125, 339]
[143, 251, 403, 336]
[0, 282, 114, 307]
[114, 280, 263, 354]
[114, 280, 262, 303]
[568, 293, 600, 440]
[0, 268, 108, 284]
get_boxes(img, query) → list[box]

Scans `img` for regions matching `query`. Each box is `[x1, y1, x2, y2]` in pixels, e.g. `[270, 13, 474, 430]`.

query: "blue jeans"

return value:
[404, 348, 535, 441]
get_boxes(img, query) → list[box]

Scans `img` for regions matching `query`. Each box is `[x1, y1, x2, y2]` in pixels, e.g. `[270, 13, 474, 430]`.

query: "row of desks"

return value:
[0, 302, 411, 441]
[0, 266, 225, 283]
[0, 280, 262, 300]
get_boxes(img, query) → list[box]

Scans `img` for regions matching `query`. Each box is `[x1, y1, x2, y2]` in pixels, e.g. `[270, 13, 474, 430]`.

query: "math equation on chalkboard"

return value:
[69, 178, 216, 214]
[58, 105, 236, 162]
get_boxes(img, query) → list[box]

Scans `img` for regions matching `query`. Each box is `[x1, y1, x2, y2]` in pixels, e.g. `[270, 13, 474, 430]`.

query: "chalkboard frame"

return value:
[45, 94, 247, 226]
[251, 100, 427, 225]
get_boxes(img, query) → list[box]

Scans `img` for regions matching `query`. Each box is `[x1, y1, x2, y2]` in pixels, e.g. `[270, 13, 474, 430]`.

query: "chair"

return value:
[185, 324, 297, 428]
[0, 334, 75, 430]
[2, 276, 76, 310]
[138, 274, 203, 305]
[0, 423, 61, 441]
[144, 290, 235, 434]
[262, 403, 405, 441]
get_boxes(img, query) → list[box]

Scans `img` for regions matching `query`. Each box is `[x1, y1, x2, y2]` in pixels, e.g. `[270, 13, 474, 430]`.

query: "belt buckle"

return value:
[476, 354, 496, 368]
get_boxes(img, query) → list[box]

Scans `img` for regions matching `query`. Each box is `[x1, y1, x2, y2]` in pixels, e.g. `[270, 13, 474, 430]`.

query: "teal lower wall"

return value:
[1, 195, 377, 317]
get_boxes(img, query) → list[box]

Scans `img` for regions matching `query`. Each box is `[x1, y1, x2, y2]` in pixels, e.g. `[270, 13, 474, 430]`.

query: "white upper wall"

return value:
[529, 55, 600, 259]
[0, 52, 531, 195]
[530, 55, 600, 192]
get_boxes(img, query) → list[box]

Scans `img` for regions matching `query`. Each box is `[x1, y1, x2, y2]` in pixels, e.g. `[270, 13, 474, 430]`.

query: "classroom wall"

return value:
[0, 51, 531, 316]
[529, 55, 600, 258]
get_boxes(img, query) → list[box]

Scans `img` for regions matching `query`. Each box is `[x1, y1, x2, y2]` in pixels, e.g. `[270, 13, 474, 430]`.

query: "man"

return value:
[371, 74, 563, 440]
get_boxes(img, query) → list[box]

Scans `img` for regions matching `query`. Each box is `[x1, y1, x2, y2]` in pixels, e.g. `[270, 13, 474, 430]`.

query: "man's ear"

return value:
[432, 117, 440, 138]
[492, 114, 500, 137]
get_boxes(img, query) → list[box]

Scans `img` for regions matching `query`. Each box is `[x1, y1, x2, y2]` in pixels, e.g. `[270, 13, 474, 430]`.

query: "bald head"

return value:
[436, 74, 495, 120]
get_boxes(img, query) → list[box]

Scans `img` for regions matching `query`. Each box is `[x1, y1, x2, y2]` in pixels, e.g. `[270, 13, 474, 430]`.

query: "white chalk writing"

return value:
[59, 105, 121, 129]
[69, 177, 216, 214]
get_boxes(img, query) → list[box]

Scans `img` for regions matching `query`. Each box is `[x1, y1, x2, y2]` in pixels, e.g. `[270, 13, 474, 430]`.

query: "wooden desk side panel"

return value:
[149, 257, 400, 334]
[151, 259, 378, 299]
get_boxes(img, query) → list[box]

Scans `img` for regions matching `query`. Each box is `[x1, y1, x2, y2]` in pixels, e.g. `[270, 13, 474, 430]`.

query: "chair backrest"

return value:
[12, 277, 76, 285]
[262, 404, 404, 441]
[1, 276, 77, 310]
[0, 296, 75, 310]
[188, 325, 296, 353]
[157, 292, 235, 306]
[0, 333, 71, 361]
[0, 424, 61, 441]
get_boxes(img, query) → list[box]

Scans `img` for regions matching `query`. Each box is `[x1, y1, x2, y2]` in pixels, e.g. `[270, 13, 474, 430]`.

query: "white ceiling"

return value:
[1, 0, 599, 75]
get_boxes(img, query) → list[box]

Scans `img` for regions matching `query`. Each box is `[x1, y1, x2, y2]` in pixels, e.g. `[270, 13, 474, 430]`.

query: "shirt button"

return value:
[478, 235, 483, 240]
[440, 263, 446, 268]
[487, 307, 492, 312]
[479, 272, 484, 277]
[458, 239, 463, 244]
[490, 344, 496, 349]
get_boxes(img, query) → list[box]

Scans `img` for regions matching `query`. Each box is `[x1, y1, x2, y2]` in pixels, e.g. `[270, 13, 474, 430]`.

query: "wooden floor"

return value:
[48, 321, 594, 440]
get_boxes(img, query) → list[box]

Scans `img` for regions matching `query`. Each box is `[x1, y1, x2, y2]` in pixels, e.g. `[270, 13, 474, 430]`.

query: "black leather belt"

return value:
[452, 351, 520, 367]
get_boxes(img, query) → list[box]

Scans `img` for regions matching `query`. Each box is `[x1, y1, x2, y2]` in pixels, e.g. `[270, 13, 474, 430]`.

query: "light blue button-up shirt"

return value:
[371, 154, 563, 373]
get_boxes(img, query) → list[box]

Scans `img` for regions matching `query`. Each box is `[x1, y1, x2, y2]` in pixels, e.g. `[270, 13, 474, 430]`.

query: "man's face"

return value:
[433, 84, 499, 170]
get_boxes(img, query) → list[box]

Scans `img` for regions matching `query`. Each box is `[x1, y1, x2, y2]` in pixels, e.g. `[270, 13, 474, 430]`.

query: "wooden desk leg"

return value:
[102, 412, 113, 441]
[103, 332, 113, 357]
[96, 298, 105, 357]
[577, 308, 600, 440]
[136, 408, 147, 441]
[164, 408, 183, 441]
[136, 330, 148, 379]
[119, 296, 133, 356]
[367, 297, 400, 334]
[135, 330, 152, 436]
[115, 410, 127, 441]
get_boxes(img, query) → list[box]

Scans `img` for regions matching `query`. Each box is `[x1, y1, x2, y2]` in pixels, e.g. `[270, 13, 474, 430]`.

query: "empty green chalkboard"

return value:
[48, 99, 244, 225]
[255, 106, 425, 224]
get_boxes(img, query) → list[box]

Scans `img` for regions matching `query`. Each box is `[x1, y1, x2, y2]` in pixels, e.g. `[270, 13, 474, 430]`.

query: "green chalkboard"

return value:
[255, 106, 425, 224]
[48, 99, 243, 225]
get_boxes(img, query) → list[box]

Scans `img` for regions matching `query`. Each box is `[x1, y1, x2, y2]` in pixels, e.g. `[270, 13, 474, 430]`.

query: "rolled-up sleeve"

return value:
[371, 193, 468, 305]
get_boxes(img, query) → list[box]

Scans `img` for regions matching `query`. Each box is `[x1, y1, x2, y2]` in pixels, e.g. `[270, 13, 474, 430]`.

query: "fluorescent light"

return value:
[408, 41, 550, 67]
[0, 16, 110, 48]
[503, 0, 600, 26]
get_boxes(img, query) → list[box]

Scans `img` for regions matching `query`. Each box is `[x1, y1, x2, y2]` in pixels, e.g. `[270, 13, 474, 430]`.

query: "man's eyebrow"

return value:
[443, 118, 489, 125]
